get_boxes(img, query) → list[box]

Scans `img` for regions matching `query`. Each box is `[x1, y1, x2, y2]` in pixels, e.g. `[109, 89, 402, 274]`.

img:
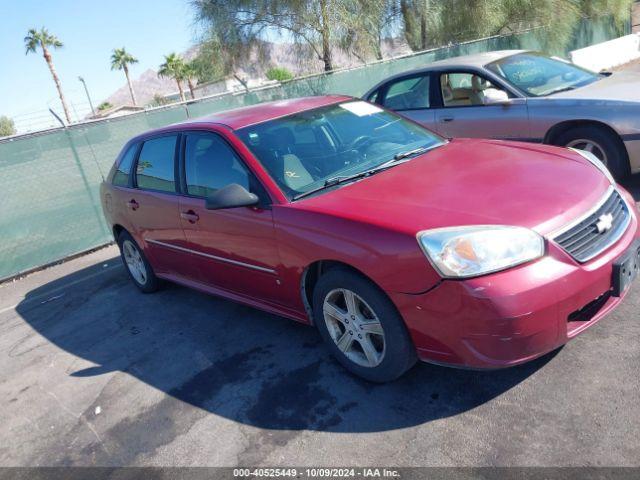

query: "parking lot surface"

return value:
[0, 174, 638, 467]
[0, 143, 639, 467]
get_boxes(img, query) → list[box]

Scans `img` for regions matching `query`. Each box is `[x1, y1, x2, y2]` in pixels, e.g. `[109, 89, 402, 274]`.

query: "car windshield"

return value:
[486, 52, 601, 97]
[235, 101, 444, 199]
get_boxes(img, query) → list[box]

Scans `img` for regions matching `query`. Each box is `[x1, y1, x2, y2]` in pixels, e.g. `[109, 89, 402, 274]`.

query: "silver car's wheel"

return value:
[323, 288, 386, 368]
[565, 138, 608, 166]
[122, 239, 147, 285]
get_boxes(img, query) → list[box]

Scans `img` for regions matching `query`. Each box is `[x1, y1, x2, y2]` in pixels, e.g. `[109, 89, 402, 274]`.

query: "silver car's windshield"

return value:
[486, 52, 601, 97]
[236, 101, 444, 199]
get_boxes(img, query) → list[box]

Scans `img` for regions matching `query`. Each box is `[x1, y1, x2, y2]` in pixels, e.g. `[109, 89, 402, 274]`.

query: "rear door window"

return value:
[382, 76, 430, 110]
[135, 135, 178, 193]
[112, 143, 137, 187]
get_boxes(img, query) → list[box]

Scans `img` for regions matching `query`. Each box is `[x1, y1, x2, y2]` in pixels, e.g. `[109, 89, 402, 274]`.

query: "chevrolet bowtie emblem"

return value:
[596, 213, 614, 233]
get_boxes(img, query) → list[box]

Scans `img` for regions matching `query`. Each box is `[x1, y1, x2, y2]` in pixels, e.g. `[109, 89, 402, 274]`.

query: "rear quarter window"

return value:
[112, 143, 138, 187]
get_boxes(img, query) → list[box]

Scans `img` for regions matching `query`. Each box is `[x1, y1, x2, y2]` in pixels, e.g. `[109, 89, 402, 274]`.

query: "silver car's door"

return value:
[376, 73, 438, 133]
[433, 71, 530, 141]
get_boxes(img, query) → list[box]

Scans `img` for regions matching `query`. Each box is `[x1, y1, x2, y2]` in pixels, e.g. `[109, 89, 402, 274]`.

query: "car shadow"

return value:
[15, 259, 556, 433]
[621, 172, 640, 202]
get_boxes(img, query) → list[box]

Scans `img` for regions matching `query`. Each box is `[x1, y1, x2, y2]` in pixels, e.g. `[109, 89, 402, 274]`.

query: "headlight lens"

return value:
[418, 226, 544, 278]
[569, 147, 615, 184]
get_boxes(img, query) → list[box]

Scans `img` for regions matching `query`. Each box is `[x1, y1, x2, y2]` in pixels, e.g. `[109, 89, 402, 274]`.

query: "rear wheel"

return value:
[117, 231, 159, 293]
[312, 268, 417, 382]
[555, 125, 628, 179]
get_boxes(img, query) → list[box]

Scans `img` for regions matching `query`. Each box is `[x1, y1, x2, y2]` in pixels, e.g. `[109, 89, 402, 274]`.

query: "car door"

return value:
[433, 70, 530, 140]
[127, 133, 196, 278]
[177, 130, 284, 305]
[375, 73, 438, 132]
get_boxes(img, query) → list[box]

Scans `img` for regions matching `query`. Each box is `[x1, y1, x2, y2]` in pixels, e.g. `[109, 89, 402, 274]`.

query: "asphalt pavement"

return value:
[1, 93, 640, 468]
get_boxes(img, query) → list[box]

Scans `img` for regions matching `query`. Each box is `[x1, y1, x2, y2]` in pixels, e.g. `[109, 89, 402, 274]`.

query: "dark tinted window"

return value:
[383, 76, 430, 110]
[112, 144, 137, 187]
[184, 133, 250, 197]
[135, 135, 178, 193]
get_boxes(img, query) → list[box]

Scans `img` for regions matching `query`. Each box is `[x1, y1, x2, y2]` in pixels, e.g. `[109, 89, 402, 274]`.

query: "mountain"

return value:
[103, 68, 177, 108]
[101, 39, 412, 107]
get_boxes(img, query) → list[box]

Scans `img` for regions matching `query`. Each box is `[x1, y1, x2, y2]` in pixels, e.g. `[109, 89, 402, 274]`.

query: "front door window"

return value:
[440, 73, 506, 107]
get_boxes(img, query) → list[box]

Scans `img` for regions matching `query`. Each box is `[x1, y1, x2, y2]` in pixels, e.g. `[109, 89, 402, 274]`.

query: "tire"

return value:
[312, 268, 417, 382]
[554, 125, 629, 180]
[117, 231, 159, 293]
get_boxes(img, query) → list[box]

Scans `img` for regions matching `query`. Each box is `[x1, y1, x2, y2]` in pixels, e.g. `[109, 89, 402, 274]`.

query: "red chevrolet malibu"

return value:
[101, 95, 640, 382]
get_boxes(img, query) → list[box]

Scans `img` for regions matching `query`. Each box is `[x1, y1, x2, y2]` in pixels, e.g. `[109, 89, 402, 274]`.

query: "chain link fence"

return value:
[0, 16, 629, 281]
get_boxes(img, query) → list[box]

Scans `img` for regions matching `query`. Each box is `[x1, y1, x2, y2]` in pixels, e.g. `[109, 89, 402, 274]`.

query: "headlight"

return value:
[569, 147, 615, 184]
[417, 226, 544, 278]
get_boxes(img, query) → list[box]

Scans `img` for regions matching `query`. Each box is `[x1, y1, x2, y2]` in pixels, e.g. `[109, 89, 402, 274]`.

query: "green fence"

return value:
[0, 16, 629, 280]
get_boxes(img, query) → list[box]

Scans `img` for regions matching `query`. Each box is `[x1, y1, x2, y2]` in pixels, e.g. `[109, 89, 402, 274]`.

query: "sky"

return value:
[0, 0, 195, 131]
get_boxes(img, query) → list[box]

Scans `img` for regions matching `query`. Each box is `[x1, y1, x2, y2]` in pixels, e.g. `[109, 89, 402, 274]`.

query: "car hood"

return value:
[293, 139, 611, 237]
[548, 71, 640, 103]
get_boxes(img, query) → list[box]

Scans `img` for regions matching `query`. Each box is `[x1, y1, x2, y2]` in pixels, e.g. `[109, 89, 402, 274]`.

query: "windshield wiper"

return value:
[393, 145, 433, 161]
[544, 85, 577, 96]
[292, 158, 412, 201]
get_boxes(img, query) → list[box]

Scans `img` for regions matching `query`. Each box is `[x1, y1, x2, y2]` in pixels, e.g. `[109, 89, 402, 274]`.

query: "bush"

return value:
[147, 94, 171, 108]
[265, 67, 294, 82]
[0, 116, 16, 137]
[97, 102, 113, 111]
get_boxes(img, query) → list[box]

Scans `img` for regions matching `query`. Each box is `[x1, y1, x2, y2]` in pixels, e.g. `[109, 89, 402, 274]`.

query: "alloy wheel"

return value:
[323, 288, 386, 368]
[566, 138, 608, 166]
[122, 240, 147, 285]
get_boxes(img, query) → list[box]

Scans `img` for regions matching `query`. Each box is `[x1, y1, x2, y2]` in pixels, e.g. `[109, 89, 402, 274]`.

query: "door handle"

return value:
[180, 210, 199, 224]
[126, 199, 139, 210]
[440, 116, 455, 123]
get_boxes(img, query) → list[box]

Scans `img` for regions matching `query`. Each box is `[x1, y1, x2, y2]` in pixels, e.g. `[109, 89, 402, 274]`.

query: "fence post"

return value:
[64, 127, 110, 238]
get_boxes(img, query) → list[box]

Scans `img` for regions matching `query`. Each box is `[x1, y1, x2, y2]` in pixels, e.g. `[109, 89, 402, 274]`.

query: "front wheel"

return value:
[312, 268, 417, 382]
[555, 125, 629, 180]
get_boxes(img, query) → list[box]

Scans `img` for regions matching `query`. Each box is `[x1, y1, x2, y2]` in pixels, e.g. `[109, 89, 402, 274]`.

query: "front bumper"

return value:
[391, 189, 640, 369]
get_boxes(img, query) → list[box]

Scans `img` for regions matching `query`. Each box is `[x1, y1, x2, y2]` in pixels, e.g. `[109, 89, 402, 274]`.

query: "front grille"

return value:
[553, 188, 630, 263]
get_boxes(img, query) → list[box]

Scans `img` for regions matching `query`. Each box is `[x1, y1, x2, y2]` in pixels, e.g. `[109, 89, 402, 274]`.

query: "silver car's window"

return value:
[236, 102, 444, 198]
[383, 76, 430, 110]
[486, 52, 600, 97]
[440, 73, 505, 107]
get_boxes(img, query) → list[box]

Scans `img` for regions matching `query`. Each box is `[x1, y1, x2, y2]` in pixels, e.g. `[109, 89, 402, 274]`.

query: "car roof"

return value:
[133, 95, 354, 141]
[195, 94, 353, 129]
[423, 49, 527, 69]
[365, 50, 528, 93]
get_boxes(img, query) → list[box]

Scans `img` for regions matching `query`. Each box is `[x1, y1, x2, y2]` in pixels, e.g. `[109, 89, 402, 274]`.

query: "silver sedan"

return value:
[364, 50, 640, 178]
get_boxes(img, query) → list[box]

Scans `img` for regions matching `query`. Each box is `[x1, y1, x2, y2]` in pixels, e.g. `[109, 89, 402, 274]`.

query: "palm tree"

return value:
[110, 47, 139, 106]
[158, 53, 186, 102]
[24, 27, 72, 124]
[183, 61, 198, 99]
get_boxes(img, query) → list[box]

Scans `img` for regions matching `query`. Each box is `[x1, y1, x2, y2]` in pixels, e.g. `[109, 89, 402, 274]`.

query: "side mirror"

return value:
[205, 183, 259, 210]
[482, 88, 510, 105]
